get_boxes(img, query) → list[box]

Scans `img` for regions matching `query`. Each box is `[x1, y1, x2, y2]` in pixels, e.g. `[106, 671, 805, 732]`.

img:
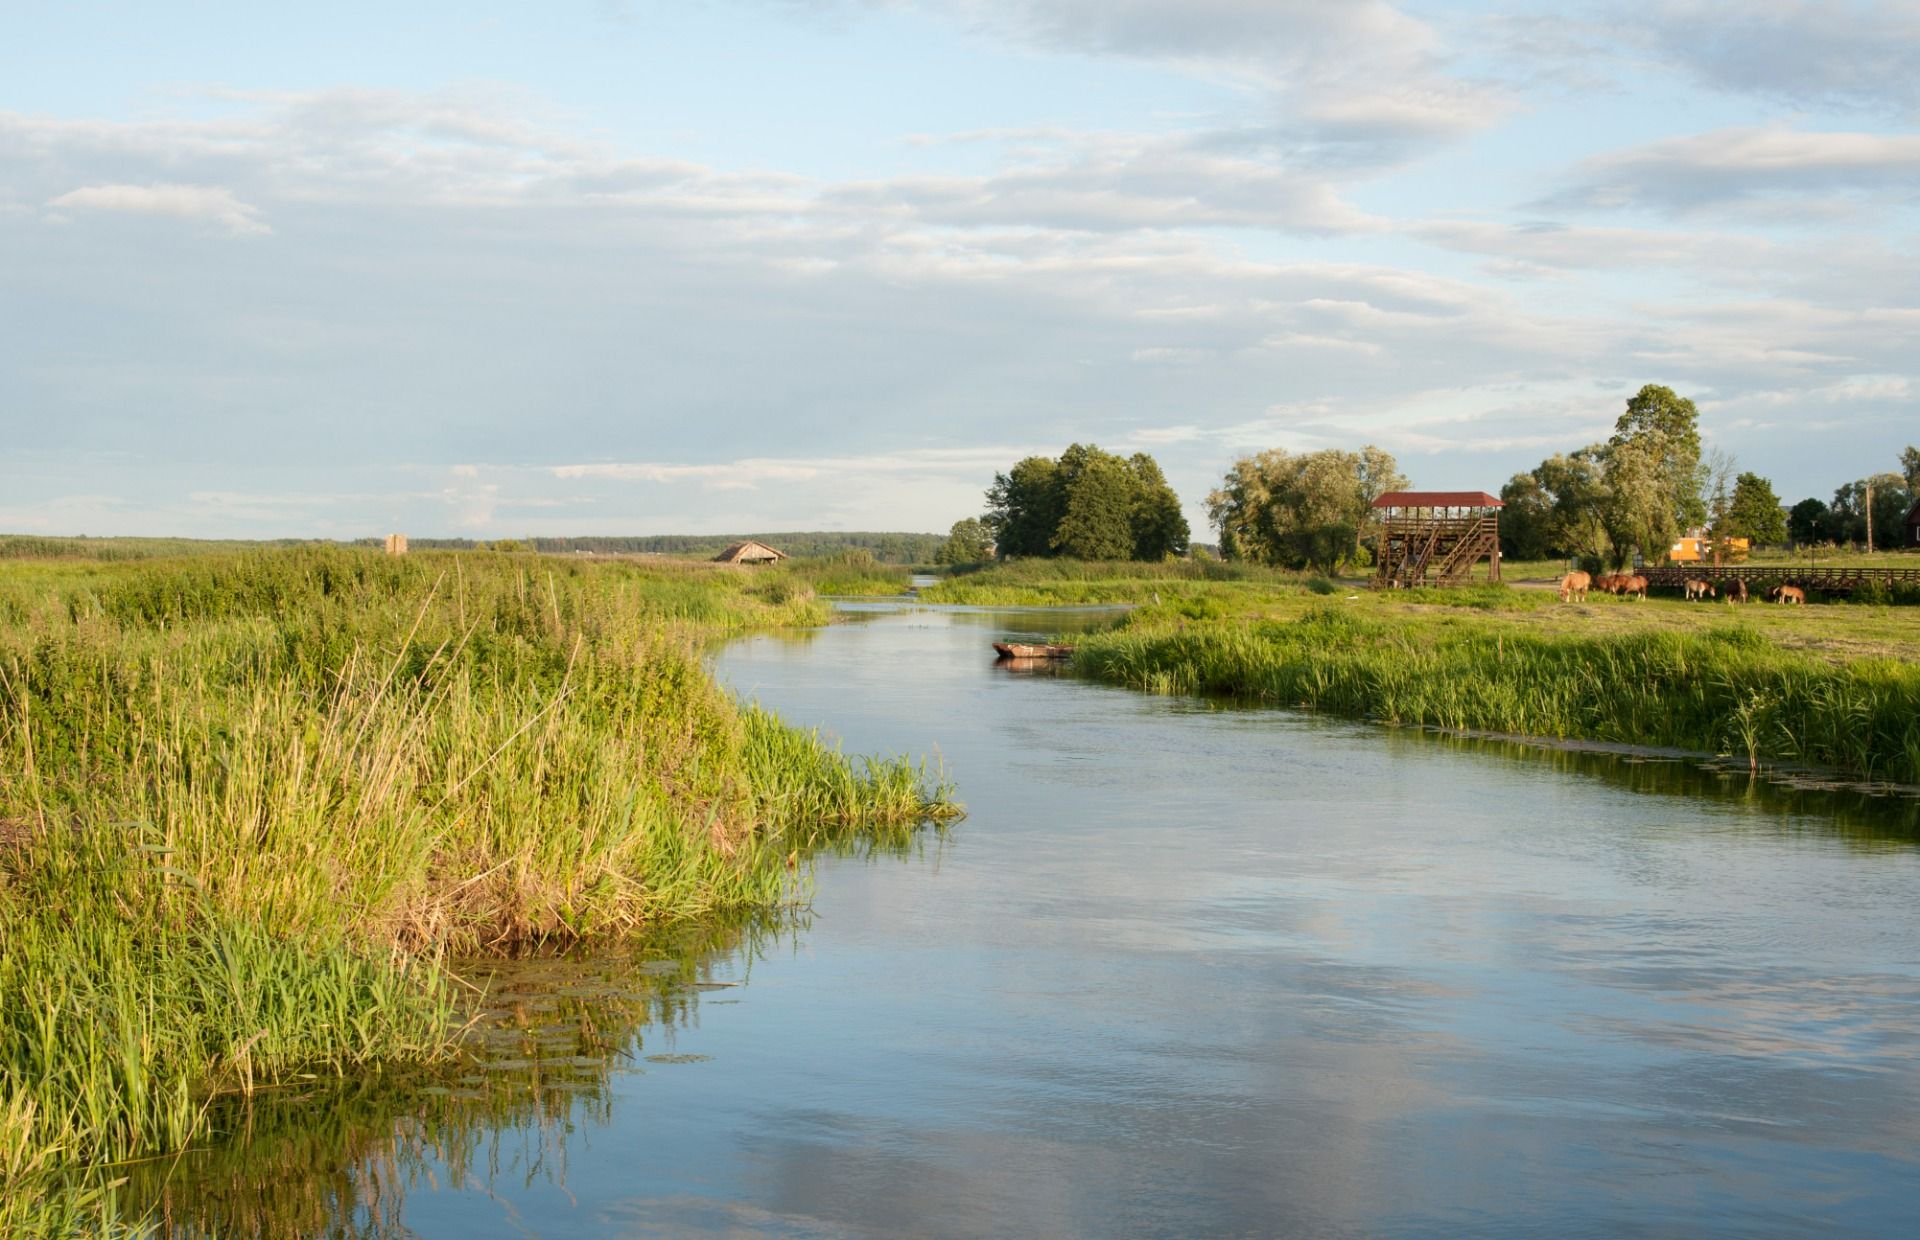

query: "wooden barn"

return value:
[1905, 498, 1920, 549]
[1371, 491, 1503, 587]
[714, 539, 787, 565]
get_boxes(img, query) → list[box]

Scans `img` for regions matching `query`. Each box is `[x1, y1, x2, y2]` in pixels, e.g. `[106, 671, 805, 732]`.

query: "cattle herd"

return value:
[1556, 571, 1804, 604]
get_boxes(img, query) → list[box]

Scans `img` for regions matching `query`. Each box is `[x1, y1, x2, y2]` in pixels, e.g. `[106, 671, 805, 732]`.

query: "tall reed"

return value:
[0, 548, 955, 1229]
[1075, 605, 1920, 783]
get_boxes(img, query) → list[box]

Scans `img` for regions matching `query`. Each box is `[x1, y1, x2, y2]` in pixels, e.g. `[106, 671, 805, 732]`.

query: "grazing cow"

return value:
[1622, 574, 1649, 600]
[1724, 579, 1748, 604]
[1684, 578, 1716, 601]
[1558, 570, 1591, 602]
[1771, 584, 1806, 605]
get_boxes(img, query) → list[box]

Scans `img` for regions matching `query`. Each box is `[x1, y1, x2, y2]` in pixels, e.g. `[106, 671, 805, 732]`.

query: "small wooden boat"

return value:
[993, 641, 1075, 659]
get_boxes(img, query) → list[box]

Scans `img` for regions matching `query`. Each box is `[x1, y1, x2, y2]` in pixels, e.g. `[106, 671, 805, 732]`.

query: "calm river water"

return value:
[137, 603, 1920, 1237]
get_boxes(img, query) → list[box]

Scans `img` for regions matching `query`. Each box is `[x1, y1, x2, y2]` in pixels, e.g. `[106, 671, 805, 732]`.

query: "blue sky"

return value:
[3, 1, 1917, 539]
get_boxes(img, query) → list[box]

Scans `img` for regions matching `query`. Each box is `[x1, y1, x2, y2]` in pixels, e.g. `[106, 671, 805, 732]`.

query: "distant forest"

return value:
[0, 531, 946, 564]
[401, 531, 946, 563]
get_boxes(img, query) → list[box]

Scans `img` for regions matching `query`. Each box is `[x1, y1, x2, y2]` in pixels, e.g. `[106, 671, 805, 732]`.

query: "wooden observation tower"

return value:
[1371, 491, 1504, 588]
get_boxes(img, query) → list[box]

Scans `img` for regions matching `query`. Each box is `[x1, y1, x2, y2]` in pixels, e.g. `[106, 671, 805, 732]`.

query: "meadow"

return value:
[0, 547, 945, 1235]
[917, 557, 1320, 606]
[926, 560, 1920, 783]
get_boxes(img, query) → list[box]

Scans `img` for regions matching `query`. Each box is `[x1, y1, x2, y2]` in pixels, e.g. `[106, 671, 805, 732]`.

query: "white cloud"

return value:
[550, 447, 1038, 490]
[1491, 2, 1920, 117]
[1544, 126, 1920, 214]
[3, 66, 1915, 537]
[45, 182, 270, 236]
[1617, 1, 1920, 116]
[1129, 348, 1212, 365]
[944, 0, 1510, 158]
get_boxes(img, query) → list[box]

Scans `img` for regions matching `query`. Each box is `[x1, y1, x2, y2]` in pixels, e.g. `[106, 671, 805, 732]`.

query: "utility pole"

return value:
[1867, 479, 1875, 554]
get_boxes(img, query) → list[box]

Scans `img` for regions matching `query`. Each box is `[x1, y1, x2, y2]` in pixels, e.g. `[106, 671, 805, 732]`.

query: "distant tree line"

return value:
[937, 391, 1917, 570]
[971, 444, 1189, 562]
[1496, 384, 1723, 568]
[400, 532, 946, 563]
[1784, 446, 1920, 548]
[1499, 387, 1915, 564]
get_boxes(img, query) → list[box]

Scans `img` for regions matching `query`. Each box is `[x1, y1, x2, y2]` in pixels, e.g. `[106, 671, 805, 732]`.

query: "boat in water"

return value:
[993, 642, 1075, 659]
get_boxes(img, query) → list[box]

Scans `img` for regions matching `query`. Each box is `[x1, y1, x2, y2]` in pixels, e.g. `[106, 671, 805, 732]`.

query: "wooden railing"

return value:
[1638, 565, 1920, 593]
[1375, 515, 1501, 587]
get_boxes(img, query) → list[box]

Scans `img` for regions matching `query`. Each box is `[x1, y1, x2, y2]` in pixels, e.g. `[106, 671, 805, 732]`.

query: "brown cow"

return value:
[1684, 578, 1716, 601]
[1724, 579, 1748, 604]
[1622, 574, 1648, 600]
[1558, 570, 1591, 602]
[1771, 584, 1805, 605]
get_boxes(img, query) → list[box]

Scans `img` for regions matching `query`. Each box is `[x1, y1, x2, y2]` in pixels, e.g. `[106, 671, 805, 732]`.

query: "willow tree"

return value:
[1207, 445, 1407, 573]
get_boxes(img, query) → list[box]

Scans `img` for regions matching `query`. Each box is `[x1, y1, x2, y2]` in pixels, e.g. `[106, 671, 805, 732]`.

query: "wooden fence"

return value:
[1638, 565, 1920, 595]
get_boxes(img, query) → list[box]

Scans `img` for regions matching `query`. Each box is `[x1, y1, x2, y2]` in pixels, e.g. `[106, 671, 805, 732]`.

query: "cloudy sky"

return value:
[3, 1, 1916, 540]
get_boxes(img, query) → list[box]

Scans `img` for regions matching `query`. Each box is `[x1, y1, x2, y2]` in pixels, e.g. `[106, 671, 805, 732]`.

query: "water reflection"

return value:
[1389, 730, 1920, 844]
[123, 920, 792, 1238]
[124, 604, 1920, 1238]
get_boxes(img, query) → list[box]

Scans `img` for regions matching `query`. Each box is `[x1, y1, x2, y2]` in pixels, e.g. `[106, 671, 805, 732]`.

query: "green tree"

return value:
[1902, 445, 1920, 494]
[1787, 497, 1829, 545]
[984, 445, 1187, 561]
[1352, 444, 1409, 564]
[1829, 481, 1868, 543]
[1498, 471, 1554, 561]
[1051, 453, 1136, 559]
[1125, 453, 1190, 560]
[1533, 447, 1614, 566]
[1869, 475, 1913, 550]
[984, 457, 1064, 558]
[1605, 384, 1705, 561]
[1206, 445, 1406, 573]
[935, 518, 993, 565]
[1828, 475, 1909, 547]
[1720, 472, 1786, 547]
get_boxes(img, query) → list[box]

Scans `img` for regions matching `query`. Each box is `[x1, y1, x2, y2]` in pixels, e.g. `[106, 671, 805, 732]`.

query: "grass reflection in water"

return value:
[120, 915, 781, 1238]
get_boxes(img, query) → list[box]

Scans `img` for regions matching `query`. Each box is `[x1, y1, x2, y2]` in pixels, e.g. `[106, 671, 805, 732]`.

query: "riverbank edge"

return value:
[0, 550, 955, 1237]
[1069, 608, 1920, 786]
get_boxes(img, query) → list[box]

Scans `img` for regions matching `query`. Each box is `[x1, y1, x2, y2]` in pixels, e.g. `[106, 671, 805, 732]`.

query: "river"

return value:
[132, 602, 1920, 1237]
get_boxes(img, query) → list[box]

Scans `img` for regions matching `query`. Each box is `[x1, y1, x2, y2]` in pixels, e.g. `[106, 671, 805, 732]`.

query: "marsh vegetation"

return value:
[0, 547, 950, 1234]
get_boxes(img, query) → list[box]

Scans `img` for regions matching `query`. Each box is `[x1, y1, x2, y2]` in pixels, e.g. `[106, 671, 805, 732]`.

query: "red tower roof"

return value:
[1371, 490, 1504, 509]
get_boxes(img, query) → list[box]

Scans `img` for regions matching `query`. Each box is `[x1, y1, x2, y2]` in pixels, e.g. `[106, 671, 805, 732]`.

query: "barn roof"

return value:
[714, 539, 787, 562]
[1370, 490, 1504, 509]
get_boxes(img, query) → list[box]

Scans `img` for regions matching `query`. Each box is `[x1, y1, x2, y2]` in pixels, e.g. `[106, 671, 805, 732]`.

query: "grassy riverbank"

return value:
[1062, 581, 1920, 785]
[919, 558, 1321, 606]
[0, 548, 950, 1233]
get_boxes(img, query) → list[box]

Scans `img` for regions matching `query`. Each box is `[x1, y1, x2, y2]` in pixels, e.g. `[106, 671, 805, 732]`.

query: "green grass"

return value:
[1074, 597, 1920, 784]
[0, 547, 954, 1231]
[0, 535, 294, 562]
[919, 558, 1334, 606]
[109, 918, 780, 1236]
[777, 550, 913, 597]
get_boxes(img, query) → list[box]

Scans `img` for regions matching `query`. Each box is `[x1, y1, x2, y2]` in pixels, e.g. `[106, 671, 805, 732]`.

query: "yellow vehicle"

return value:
[1668, 533, 1749, 564]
